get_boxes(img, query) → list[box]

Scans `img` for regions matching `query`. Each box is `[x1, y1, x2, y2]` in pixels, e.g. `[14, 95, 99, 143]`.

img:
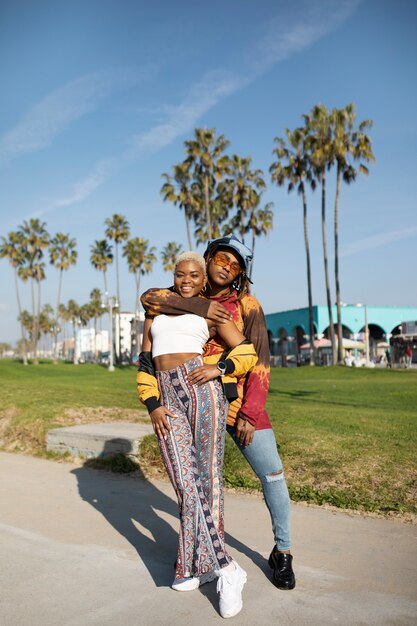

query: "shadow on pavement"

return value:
[71, 438, 271, 595]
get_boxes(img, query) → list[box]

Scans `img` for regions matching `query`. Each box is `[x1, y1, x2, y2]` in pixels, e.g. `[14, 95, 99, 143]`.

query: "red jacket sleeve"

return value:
[238, 296, 271, 424]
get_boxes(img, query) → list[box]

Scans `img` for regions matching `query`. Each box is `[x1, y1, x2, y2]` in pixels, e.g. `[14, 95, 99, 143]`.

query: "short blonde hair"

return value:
[174, 251, 206, 275]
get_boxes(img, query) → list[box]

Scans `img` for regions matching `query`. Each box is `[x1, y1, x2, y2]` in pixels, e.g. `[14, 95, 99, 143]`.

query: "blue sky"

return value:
[1, 0, 416, 344]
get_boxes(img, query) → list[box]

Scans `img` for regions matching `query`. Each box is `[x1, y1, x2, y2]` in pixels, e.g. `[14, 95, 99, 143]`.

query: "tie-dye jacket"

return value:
[139, 288, 272, 430]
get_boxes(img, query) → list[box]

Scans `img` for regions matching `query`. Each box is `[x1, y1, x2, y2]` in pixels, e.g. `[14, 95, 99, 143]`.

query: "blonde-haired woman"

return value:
[137, 252, 257, 618]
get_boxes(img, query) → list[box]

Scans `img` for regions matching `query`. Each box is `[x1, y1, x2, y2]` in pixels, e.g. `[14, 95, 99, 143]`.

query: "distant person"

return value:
[404, 345, 412, 368]
[137, 251, 257, 619]
[141, 235, 296, 591]
[385, 347, 392, 368]
[344, 352, 353, 367]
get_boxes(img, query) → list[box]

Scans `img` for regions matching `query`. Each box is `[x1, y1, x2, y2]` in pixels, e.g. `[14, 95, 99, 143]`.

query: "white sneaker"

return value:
[216, 561, 247, 618]
[171, 577, 200, 592]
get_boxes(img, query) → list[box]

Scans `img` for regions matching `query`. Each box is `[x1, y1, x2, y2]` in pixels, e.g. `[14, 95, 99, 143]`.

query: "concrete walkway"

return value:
[0, 452, 416, 626]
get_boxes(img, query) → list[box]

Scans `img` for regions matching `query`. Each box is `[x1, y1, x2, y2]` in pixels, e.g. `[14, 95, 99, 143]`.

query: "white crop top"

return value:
[151, 314, 210, 358]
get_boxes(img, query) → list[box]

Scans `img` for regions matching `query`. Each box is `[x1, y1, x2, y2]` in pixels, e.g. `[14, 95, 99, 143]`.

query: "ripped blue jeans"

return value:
[226, 425, 291, 551]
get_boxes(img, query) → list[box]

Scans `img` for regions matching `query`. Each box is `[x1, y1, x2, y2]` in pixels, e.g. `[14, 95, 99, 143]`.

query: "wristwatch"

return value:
[217, 361, 227, 376]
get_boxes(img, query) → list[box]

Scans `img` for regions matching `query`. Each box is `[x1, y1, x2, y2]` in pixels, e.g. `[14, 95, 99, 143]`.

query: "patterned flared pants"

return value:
[156, 356, 231, 579]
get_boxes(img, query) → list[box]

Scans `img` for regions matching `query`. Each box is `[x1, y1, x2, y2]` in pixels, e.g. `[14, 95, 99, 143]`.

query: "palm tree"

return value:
[38, 304, 55, 356]
[184, 128, 231, 240]
[0, 231, 28, 364]
[49, 232, 77, 363]
[271, 127, 316, 366]
[220, 155, 266, 244]
[0, 342, 12, 358]
[161, 161, 197, 250]
[104, 215, 130, 306]
[90, 239, 113, 293]
[58, 302, 71, 357]
[66, 299, 82, 364]
[89, 288, 104, 361]
[304, 104, 337, 364]
[18, 219, 50, 364]
[123, 237, 156, 353]
[161, 242, 183, 272]
[18, 310, 34, 352]
[105, 214, 130, 362]
[331, 104, 375, 364]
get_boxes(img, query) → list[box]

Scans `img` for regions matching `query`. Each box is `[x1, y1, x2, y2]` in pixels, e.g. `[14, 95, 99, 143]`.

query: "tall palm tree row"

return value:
[1, 215, 182, 363]
[270, 127, 317, 366]
[1, 111, 373, 367]
[269, 104, 374, 364]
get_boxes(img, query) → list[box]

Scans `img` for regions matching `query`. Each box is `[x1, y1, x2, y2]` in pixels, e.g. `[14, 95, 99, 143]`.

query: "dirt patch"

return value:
[1, 419, 46, 454]
[0, 407, 21, 448]
[60, 406, 149, 425]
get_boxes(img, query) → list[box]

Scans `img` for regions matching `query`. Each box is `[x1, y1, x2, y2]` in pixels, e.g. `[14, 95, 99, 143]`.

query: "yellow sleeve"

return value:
[136, 369, 160, 405]
[225, 340, 258, 377]
[136, 351, 160, 411]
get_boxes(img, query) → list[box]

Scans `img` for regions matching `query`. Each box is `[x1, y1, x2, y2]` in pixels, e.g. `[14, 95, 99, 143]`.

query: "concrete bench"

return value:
[46, 422, 154, 459]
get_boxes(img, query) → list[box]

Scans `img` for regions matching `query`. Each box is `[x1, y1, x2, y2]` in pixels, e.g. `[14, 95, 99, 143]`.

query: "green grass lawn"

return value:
[0, 360, 416, 517]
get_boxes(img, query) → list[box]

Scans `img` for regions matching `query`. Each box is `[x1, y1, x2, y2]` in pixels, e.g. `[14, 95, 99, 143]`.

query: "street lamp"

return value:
[73, 316, 82, 365]
[101, 293, 119, 372]
[356, 303, 370, 366]
[340, 302, 370, 366]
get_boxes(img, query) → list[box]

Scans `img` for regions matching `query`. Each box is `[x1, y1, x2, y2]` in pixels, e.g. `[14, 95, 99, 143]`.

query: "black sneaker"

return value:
[268, 546, 296, 590]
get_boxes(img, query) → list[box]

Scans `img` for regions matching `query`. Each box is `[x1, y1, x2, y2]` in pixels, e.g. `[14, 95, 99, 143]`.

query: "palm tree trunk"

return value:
[321, 171, 336, 364]
[14, 269, 28, 365]
[30, 277, 36, 362]
[204, 172, 212, 240]
[185, 206, 193, 250]
[334, 165, 343, 365]
[135, 273, 141, 353]
[115, 242, 120, 363]
[250, 227, 256, 282]
[34, 263, 42, 364]
[72, 321, 78, 365]
[94, 317, 98, 362]
[103, 270, 108, 295]
[53, 269, 63, 365]
[302, 186, 316, 366]
[240, 206, 245, 244]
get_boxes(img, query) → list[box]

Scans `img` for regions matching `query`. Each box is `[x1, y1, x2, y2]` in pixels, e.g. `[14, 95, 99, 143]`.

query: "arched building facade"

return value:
[265, 305, 417, 364]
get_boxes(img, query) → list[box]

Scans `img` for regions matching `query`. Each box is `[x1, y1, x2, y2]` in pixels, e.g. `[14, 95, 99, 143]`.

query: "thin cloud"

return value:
[47, 1, 360, 209]
[51, 159, 117, 208]
[49, 70, 247, 209]
[249, 0, 361, 73]
[0, 68, 147, 166]
[341, 226, 417, 258]
[130, 70, 248, 153]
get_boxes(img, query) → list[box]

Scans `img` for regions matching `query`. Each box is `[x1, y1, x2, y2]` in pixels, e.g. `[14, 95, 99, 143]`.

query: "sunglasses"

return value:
[212, 251, 242, 277]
